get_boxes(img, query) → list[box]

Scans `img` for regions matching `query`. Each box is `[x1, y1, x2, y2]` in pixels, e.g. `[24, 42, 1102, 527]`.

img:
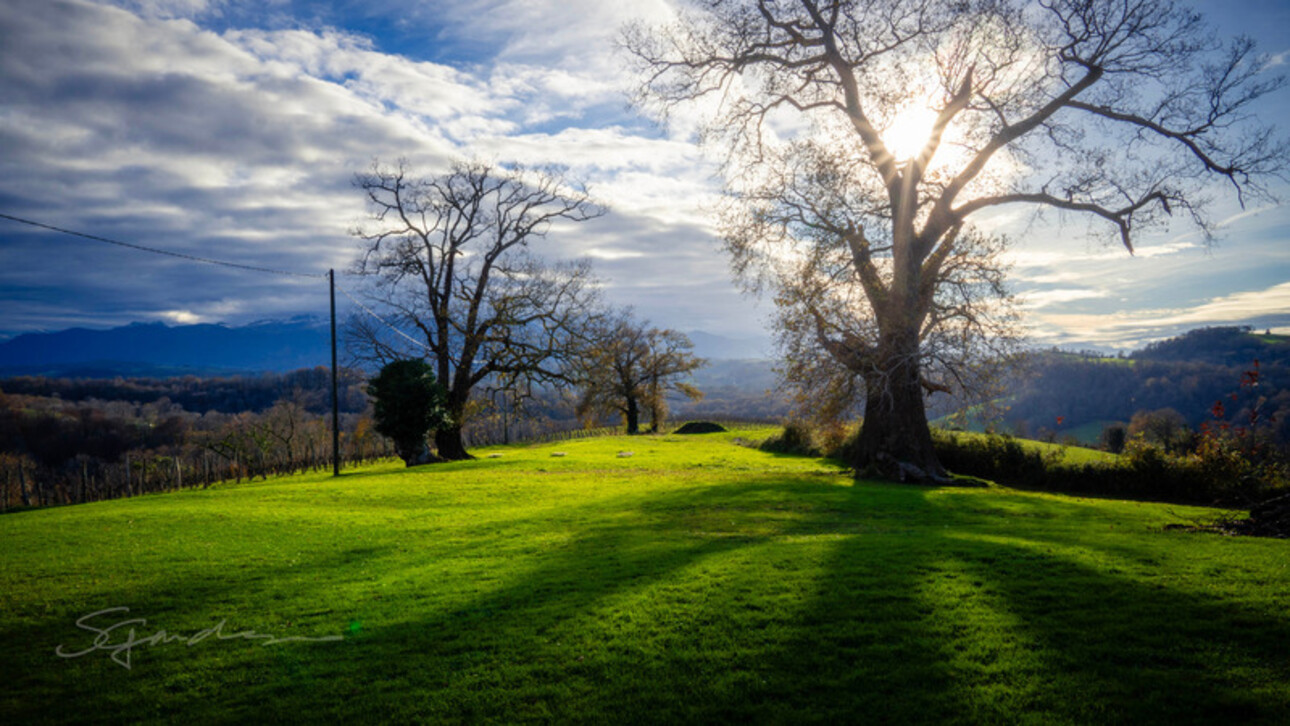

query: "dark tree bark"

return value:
[854, 331, 944, 480]
[434, 426, 471, 461]
[624, 396, 641, 435]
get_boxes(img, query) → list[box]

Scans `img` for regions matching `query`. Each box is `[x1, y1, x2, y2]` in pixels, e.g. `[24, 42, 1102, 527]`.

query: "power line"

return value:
[1, 210, 358, 475]
[0, 212, 326, 279]
[334, 282, 433, 353]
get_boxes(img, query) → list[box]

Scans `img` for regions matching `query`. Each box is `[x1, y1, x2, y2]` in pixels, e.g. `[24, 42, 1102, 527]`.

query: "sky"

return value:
[0, 0, 1287, 355]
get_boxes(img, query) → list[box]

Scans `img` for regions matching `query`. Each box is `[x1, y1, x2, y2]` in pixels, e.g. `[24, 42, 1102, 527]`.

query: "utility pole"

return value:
[330, 269, 341, 477]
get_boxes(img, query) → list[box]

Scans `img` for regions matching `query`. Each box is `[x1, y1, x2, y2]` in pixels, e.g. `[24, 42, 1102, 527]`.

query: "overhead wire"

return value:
[334, 283, 433, 353]
[0, 212, 326, 279]
[1, 210, 430, 354]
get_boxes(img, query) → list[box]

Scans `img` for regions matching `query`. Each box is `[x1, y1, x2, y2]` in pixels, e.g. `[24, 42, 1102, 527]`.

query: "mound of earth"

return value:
[674, 421, 727, 435]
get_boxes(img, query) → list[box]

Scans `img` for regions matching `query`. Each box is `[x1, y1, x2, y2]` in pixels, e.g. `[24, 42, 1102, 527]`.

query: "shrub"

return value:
[760, 421, 822, 457]
[931, 429, 1281, 506]
[367, 359, 449, 467]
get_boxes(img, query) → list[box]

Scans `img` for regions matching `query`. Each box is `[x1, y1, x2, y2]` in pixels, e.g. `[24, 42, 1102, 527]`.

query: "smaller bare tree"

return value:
[575, 312, 706, 434]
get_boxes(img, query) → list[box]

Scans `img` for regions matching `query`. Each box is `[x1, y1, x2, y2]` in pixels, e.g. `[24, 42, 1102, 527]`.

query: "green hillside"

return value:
[2, 428, 1288, 724]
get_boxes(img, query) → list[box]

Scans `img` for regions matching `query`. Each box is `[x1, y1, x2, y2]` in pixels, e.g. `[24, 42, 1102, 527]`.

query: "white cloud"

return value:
[1020, 288, 1110, 309]
[3, 0, 1285, 351]
[156, 309, 203, 324]
[1030, 281, 1290, 348]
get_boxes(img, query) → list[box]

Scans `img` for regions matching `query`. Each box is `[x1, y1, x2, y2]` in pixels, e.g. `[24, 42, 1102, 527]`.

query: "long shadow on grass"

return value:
[353, 476, 1290, 724]
[338, 475, 983, 723]
[18, 470, 1285, 724]
[931, 530, 1290, 723]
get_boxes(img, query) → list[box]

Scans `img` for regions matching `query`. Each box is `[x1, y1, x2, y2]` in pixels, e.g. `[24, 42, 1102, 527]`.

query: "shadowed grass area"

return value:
[2, 427, 1287, 723]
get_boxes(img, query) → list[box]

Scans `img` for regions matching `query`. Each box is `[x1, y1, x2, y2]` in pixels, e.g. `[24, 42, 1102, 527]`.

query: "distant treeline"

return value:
[0, 366, 370, 415]
[0, 366, 386, 510]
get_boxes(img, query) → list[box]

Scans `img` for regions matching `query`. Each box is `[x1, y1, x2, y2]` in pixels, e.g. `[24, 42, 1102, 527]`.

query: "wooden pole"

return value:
[330, 269, 341, 477]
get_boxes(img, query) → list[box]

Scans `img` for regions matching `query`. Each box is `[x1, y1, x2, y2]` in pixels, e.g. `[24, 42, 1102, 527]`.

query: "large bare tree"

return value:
[349, 160, 604, 460]
[625, 0, 1286, 480]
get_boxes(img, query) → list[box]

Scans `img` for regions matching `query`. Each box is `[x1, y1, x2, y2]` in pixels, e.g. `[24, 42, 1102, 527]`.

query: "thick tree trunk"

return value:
[624, 396, 641, 435]
[435, 426, 474, 461]
[851, 331, 947, 482]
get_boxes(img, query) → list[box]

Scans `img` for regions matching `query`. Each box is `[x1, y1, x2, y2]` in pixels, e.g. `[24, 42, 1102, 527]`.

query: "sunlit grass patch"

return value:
[2, 425, 1287, 724]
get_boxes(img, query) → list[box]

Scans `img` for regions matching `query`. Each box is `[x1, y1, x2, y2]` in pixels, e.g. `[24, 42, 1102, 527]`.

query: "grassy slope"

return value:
[2, 428, 1287, 724]
[947, 430, 1119, 465]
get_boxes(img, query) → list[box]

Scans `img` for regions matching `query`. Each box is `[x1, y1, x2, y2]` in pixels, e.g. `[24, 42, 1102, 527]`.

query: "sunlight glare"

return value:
[884, 103, 939, 163]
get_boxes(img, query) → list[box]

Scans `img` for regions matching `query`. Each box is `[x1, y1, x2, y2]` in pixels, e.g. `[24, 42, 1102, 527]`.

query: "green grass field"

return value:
[946, 430, 1119, 465]
[3, 427, 1288, 724]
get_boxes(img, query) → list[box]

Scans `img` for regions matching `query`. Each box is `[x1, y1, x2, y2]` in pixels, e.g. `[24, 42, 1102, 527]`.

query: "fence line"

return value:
[1, 417, 784, 512]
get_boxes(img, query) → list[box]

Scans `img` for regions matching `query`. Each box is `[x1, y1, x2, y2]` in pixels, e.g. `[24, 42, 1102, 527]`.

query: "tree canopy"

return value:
[348, 160, 604, 460]
[367, 359, 449, 467]
[625, 0, 1287, 480]
[575, 312, 706, 434]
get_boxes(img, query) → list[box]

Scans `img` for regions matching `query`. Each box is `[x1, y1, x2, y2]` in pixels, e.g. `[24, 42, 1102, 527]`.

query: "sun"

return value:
[883, 103, 940, 163]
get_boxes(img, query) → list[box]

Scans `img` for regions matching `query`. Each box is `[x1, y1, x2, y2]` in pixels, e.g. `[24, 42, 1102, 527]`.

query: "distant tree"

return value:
[1100, 423, 1128, 455]
[626, 0, 1287, 480]
[367, 359, 449, 467]
[576, 312, 706, 434]
[1128, 408, 1189, 452]
[348, 160, 604, 460]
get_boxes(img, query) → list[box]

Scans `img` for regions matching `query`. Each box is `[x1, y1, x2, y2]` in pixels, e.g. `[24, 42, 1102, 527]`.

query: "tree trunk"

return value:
[19, 464, 31, 508]
[435, 426, 474, 461]
[851, 331, 947, 482]
[624, 396, 641, 435]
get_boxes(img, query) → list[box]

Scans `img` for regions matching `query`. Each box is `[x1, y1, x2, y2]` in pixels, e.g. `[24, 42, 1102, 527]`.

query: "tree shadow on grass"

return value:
[6, 473, 1288, 724]
[346, 477, 1290, 724]
[933, 530, 1290, 723]
[322, 477, 969, 723]
[0, 535, 403, 724]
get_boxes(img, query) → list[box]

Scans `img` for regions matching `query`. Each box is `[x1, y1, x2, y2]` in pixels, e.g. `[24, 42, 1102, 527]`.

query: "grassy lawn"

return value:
[2, 427, 1287, 724]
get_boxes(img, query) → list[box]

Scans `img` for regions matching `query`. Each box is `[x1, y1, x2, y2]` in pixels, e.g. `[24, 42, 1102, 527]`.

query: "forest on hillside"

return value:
[993, 327, 1290, 448]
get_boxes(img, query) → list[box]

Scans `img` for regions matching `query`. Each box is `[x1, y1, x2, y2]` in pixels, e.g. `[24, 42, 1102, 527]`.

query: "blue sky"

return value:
[0, 0, 1287, 353]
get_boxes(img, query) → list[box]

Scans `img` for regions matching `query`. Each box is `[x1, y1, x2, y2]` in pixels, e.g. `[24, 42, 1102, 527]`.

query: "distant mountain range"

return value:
[0, 317, 332, 377]
[0, 319, 771, 378]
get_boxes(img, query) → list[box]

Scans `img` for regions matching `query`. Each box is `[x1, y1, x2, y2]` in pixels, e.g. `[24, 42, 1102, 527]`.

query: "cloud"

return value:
[157, 309, 204, 324]
[1020, 288, 1110, 309]
[1030, 281, 1290, 349]
[0, 0, 764, 340]
[2, 0, 1285, 353]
